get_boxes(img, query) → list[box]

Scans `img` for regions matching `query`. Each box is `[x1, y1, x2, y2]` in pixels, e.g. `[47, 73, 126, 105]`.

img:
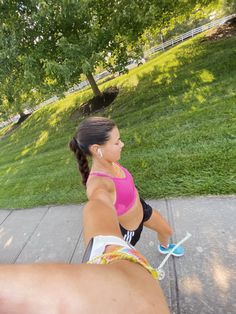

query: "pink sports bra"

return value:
[89, 163, 137, 216]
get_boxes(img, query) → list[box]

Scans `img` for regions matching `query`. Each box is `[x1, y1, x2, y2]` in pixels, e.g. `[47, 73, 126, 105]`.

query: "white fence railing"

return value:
[144, 13, 236, 56]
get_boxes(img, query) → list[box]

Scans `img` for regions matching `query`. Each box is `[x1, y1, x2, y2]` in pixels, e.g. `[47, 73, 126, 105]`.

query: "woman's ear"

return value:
[97, 148, 103, 158]
[89, 144, 100, 156]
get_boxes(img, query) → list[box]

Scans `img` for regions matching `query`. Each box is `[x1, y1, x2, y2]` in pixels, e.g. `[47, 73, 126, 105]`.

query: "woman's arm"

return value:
[84, 179, 121, 245]
[0, 198, 170, 314]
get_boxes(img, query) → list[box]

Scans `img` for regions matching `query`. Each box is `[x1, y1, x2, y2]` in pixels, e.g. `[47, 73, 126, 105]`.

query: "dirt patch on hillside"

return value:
[203, 16, 236, 41]
[0, 113, 31, 141]
[70, 86, 119, 120]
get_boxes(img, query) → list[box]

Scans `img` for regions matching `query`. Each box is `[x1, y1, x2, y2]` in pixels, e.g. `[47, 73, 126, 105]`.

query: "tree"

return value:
[0, 0, 216, 118]
[142, 0, 221, 49]
[0, 22, 51, 120]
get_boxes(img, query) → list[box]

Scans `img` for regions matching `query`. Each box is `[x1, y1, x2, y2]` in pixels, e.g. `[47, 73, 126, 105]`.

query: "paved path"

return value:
[0, 195, 236, 313]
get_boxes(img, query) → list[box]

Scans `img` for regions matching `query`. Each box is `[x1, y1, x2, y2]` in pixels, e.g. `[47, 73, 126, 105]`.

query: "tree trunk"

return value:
[17, 110, 31, 124]
[160, 32, 164, 43]
[19, 111, 25, 118]
[86, 72, 102, 97]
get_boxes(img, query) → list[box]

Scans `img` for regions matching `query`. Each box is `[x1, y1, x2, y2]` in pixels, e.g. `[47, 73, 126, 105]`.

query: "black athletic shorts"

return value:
[119, 197, 153, 246]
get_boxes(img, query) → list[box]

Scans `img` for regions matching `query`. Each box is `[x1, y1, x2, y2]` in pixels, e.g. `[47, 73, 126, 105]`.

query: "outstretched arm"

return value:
[84, 190, 122, 245]
[0, 198, 170, 314]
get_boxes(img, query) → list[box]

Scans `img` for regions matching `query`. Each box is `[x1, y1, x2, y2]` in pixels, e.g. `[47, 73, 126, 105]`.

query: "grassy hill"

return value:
[0, 31, 235, 209]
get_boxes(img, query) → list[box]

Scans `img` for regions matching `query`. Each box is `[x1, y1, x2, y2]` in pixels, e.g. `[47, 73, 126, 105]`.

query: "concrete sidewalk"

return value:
[0, 195, 235, 313]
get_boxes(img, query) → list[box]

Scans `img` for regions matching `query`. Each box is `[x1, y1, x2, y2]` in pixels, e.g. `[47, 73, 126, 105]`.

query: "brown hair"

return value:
[69, 117, 116, 186]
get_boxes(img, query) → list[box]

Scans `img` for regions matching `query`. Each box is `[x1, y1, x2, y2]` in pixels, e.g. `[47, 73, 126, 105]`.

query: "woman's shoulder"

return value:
[86, 173, 114, 198]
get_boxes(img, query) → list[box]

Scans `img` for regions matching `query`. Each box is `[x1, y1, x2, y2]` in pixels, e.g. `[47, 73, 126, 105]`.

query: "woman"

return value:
[0, 199, 170, 313]
[69, 116, 184, 256]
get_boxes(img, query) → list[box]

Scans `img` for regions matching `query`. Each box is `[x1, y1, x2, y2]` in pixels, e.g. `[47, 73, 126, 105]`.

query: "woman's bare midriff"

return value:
[117, 190, 143, 230]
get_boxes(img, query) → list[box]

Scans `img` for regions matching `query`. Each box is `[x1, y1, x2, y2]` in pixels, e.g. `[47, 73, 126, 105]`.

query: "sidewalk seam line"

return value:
[165, 198, 181, 314]
[13, 206, 51, 263]
[68, 229, 84, 263]
[0, 209, 14, 226]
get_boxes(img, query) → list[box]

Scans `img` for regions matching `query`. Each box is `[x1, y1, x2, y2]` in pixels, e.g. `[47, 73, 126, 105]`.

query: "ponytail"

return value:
[69, 137, 90, 186]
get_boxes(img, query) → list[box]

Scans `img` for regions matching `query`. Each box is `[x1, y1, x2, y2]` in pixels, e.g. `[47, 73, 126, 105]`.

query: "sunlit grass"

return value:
[0, 32, 235, 208]
[0, 123, 13, 137]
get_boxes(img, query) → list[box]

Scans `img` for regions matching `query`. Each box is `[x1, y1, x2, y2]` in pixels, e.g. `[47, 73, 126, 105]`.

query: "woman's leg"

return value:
[143, 207, 184, 256]
[143, 208, 173, 248]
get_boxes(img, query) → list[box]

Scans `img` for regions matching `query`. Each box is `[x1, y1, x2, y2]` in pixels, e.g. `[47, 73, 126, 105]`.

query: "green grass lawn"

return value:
[0, 32, 235, 209]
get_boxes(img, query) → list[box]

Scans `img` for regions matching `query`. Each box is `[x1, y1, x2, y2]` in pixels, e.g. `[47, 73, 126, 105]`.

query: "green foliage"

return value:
[142, 0, 224, 48]
[0, 12, 51, 118]
[219, 0, 236, 14]
[0, 33, 235, 208]
[0, 0, 217, 116]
